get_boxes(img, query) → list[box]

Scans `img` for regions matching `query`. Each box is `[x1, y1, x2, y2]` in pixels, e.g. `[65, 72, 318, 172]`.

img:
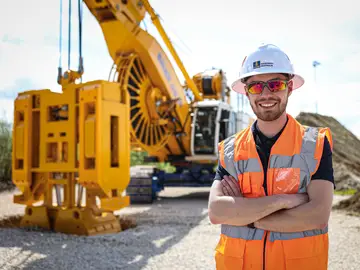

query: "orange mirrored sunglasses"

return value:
[245, 79, 288, 95]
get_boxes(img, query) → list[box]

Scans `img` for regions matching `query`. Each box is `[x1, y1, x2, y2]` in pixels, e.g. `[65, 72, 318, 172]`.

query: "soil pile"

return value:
[296, 112, 360, 215]
[333, 191, 360, 216]
[296, 112, 360, 191]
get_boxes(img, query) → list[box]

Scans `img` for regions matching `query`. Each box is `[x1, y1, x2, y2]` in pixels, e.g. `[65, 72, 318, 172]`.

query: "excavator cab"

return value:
[189, 100, 237, 160]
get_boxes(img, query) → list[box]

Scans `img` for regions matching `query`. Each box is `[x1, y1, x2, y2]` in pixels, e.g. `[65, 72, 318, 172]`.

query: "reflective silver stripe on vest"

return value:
[221, 134, 262, 177]
[221, 224, 264, 240]
[270, 225, 328, 242]
[269, 126, 319, 193]
[220, 126, 326, 242]
[268, 127, 326, 242]
[235, 158, 262, 175]
[220, 134, 265, 241]
[221, 135, 238, 179]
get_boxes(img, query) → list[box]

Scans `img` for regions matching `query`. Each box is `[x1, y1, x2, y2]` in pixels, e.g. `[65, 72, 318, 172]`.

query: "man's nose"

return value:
[260, 86, 273, 97]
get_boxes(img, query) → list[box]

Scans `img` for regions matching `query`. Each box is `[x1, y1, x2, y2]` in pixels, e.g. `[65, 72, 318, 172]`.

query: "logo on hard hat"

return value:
[253, 61, 274, 69]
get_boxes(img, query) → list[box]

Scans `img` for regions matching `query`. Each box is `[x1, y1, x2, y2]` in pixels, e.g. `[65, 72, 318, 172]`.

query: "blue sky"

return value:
[1, 0, 360, 136]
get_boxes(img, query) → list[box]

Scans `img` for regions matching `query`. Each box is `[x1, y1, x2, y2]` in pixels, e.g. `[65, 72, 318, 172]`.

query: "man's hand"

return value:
[254, 180, 334, 232]
[220, 175, 308, 209]
[281, 193, 309, 209]
[208, 179, 306, 226]
[220, 175, 241, 197]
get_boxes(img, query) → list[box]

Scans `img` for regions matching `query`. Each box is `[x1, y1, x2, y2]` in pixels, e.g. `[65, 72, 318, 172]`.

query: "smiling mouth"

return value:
[259, 102, 276, 108]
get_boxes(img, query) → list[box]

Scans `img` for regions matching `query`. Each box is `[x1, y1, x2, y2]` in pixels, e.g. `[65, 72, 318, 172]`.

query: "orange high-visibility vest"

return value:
[215, 114, 333, 270]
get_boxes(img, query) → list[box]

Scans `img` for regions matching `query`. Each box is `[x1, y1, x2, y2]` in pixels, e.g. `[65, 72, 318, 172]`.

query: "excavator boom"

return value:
[140, 0, 203, 101]
[84, 0, 197, 159]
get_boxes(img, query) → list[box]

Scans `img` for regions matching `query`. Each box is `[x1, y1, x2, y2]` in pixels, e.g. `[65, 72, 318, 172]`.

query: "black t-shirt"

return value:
[214, 118, 335, 194]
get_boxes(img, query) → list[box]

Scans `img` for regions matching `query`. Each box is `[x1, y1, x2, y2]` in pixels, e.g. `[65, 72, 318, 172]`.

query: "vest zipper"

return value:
[263, 231, 267, 270]
[263, 150, 271, 270]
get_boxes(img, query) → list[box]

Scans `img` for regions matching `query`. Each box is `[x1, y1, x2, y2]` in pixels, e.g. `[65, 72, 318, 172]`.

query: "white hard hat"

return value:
[231, 43, 305, 94]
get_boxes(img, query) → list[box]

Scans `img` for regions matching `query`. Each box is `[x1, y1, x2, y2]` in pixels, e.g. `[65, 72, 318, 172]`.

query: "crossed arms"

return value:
[208, 175, 334, 232]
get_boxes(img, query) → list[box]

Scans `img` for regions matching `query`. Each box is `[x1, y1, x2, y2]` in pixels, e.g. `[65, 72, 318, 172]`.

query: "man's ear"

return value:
[244, 86, 249, 97]
[288, 80, 294, 96]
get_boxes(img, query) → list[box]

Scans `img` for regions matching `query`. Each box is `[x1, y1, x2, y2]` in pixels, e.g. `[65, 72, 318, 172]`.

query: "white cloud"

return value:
[0, 41, 60, 92]
[0, 99, 14, 123]
[349, 122, 360, 139]
[1, 0, 360, 139]
[286, 80, 360, 136]
[338, 51, 360, 78]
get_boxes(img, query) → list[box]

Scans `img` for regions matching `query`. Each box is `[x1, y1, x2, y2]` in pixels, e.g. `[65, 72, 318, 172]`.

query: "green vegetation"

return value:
[334, 188, 358, 196]
[0, 119, 13, 191]
[130, 150, 175, 173]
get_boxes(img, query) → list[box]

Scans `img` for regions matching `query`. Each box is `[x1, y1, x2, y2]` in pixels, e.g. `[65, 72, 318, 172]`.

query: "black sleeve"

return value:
[311, 136, 335, 189]
[214, 163, 230, 180]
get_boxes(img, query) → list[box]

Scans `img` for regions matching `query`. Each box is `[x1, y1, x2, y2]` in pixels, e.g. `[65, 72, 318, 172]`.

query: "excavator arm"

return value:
[83, 0, 231, 161]
[85, 0, 203, 101]
[84, 0, 195, 159]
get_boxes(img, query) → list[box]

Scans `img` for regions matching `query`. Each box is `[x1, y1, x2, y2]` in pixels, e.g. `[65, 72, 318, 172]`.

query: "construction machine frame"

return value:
[11, 0, 250, 235]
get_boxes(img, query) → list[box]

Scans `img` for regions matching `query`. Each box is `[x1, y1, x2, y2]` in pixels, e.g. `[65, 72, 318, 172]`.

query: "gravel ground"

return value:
[0, 188, 359, 270]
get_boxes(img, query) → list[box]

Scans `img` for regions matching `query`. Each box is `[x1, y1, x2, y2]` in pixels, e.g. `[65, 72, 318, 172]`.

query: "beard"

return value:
[250, 96, 288, 122]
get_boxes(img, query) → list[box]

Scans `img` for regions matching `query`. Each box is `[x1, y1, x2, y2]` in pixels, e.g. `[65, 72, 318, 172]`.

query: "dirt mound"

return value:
[296, 112, 360, 191]
[333, 191, 360, 216]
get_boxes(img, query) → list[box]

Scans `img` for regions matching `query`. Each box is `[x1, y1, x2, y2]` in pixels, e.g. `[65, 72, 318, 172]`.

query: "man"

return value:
[208, 43, 335, 270]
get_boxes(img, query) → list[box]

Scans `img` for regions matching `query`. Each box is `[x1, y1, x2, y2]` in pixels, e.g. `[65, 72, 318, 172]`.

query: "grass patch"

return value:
[131, 150, 175, 173]
[334, 189, 358, 196]
[0, 118, 13, 192]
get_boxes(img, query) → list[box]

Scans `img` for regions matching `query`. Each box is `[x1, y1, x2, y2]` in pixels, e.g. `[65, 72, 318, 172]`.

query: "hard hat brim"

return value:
[231, 72, 305, 94]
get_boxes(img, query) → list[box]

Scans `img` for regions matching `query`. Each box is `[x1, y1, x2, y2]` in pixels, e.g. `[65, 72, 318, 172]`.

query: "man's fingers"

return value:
[226, 175, 240, 189]
[223, 175, 241, 196]
[222, 186, 231, 196]
[222, 180, 235, 196]
[222, 176, 238, 196]
[229, 175, 239, 187]
[221, 179, 235, 196]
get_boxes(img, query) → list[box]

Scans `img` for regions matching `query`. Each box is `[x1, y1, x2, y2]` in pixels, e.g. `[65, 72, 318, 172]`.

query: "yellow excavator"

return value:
[11, 0, 250, 235]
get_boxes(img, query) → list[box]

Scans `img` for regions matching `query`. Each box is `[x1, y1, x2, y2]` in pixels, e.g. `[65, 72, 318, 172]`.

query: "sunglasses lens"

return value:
[268, 80, 287, 91]
[246, 80, 288, 94]
[247, 83, 263, 94]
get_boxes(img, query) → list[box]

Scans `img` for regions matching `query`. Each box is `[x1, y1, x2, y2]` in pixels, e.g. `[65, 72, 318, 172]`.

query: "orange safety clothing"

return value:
[215, 114, 333, 270]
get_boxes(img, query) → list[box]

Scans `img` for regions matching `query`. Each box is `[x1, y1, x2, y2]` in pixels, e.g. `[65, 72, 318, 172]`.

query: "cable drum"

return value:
[114, 53, 171, 151]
